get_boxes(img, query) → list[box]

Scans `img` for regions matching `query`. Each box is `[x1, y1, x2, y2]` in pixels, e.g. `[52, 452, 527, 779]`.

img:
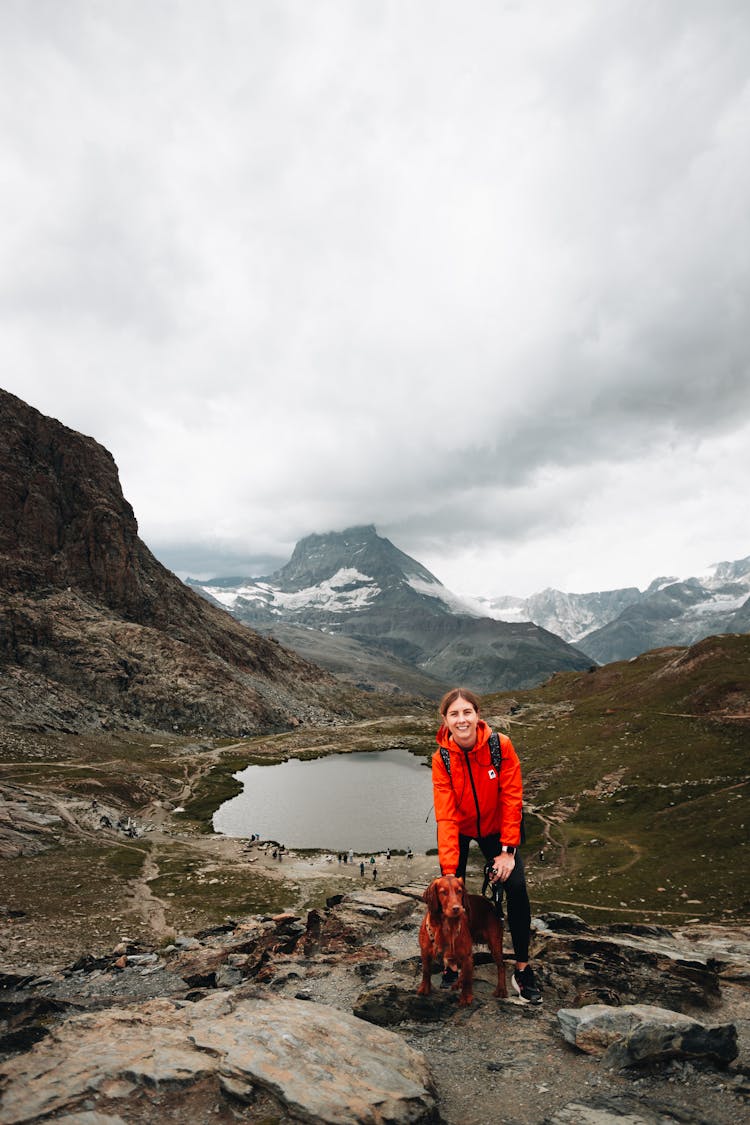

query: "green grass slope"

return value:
[480, 633, 750, 925]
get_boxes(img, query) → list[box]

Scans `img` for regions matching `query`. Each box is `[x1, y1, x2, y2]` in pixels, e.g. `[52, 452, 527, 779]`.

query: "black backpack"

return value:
[438, 731, 526, 845]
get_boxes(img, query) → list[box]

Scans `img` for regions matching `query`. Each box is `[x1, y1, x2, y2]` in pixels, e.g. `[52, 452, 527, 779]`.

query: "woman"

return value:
[431, 686, 542, 1004]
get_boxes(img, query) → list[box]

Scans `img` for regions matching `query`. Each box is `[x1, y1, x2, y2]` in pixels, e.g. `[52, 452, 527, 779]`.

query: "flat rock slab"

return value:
[341, 890, 417, 919]
[0, 993, 437, 1125]
[55, 1115, 127, 1125]
[547, 1102, 665, 1124]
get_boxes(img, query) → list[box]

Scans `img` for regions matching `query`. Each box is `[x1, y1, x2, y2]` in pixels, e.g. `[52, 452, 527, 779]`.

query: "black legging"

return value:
[455, 833, 532, 964]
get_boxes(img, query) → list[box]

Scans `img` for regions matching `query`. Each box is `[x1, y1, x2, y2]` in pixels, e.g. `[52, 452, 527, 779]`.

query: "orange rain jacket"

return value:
[432, 718, 524, 876]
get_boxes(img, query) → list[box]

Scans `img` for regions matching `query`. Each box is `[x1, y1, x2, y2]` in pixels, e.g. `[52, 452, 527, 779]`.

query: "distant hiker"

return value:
[372, 867, 377, 881]
[348, 848, 354, 863]
[431, 687, 542, 1004]
[386, 848, 391, 860]
[360, 861, 365, 876]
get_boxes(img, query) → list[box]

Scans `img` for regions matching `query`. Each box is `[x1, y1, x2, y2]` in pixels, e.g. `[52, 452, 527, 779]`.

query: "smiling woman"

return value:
[212, 748, 435, 853]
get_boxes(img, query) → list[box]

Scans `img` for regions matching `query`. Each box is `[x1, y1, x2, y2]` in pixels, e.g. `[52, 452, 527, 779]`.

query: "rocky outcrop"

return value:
[0, 390, 349, 734]
[0, 799, 63, 860]
[535, 914, 724, 1013]
[1, 893, 747, 1124]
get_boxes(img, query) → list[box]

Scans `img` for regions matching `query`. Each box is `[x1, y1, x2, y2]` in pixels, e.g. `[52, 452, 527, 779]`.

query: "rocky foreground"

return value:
[1, 882, 749, 1125]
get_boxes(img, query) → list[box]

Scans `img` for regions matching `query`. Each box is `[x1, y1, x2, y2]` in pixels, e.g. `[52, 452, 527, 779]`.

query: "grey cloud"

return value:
[1, 2, 748, 597]
[152, 543, 287, 584]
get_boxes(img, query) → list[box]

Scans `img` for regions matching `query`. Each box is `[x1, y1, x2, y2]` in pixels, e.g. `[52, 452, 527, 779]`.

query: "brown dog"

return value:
[417, 875, 507, 1006]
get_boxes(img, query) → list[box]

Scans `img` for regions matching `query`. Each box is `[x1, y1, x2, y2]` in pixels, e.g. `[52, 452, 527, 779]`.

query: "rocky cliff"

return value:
[0, 389, 345, 734]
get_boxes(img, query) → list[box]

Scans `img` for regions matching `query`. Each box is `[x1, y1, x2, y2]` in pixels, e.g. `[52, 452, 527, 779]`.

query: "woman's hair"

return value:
[438, 687, 481, 719]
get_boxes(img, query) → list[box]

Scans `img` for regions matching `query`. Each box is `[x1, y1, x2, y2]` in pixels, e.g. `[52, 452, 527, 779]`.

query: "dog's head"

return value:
[422, 875, 467, 919]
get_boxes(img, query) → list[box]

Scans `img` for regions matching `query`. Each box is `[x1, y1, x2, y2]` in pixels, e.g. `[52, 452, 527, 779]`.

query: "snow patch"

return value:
[465, 598, 531, 623]
[327, 567, 372, 588]
[272, 569, 379, 613]
[692, 591, 749, 616]
[201, 586, 239, 608]
[407, 576, 488, 618]
[200, 569, 379, 615]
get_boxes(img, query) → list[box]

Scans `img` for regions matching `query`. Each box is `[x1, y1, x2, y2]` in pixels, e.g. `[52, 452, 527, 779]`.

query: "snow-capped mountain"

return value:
[189, 529, 750, 678]
[470, 556, 750, 664]
[195, 526, 480, 626]
[472, 587, 643, 644]
[187, 526, 592, 693]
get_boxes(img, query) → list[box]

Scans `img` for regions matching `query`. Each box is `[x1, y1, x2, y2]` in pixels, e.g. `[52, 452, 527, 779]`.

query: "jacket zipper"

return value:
[463, 749, 482, 837]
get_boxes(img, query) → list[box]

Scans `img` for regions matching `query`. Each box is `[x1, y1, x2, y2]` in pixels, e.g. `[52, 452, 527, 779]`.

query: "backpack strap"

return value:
[440, 736, 501, 779]
[489, 731, 526, 845]
[488, 732, 503, 773]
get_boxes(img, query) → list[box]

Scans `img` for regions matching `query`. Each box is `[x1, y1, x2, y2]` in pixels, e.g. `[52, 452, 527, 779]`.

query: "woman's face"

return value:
[443, 695, 479, 749]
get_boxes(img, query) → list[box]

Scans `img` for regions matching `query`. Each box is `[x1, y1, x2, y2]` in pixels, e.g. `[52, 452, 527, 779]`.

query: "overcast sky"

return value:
[2, 2, 749, 599]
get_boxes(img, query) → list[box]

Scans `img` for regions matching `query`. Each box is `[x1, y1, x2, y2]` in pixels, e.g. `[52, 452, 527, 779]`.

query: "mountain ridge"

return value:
[468, 556, 750, 660]
[191, 530, 750, 682]
[188, 525, 593, 693]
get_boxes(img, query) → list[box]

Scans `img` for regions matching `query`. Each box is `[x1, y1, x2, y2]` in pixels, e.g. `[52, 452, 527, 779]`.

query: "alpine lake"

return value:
[212, 746, 437, 854]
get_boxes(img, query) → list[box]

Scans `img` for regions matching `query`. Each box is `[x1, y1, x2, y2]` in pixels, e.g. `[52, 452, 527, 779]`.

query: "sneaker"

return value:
[512, 965, 542, 1004]
[440, 967, 459, 989]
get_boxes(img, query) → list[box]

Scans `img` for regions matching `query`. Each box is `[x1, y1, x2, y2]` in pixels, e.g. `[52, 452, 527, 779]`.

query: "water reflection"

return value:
[213, 747, 436, 853]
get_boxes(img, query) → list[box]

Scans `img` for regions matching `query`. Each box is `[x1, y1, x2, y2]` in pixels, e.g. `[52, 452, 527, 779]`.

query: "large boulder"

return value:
[0, 992, 438, 1124]
[557, 1003, 738, 1069]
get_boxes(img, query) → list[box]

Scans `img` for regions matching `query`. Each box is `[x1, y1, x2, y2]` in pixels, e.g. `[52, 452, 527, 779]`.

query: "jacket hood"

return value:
[436, 717, 492, 752]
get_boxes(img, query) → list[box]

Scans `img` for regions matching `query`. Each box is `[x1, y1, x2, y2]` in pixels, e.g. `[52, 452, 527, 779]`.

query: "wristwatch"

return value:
[500, 845, 516, 855]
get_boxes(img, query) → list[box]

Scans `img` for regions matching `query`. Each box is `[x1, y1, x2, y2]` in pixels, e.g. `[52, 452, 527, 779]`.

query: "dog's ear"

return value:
[458, 877, 469, 907]
[423, 880, 441, 917]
